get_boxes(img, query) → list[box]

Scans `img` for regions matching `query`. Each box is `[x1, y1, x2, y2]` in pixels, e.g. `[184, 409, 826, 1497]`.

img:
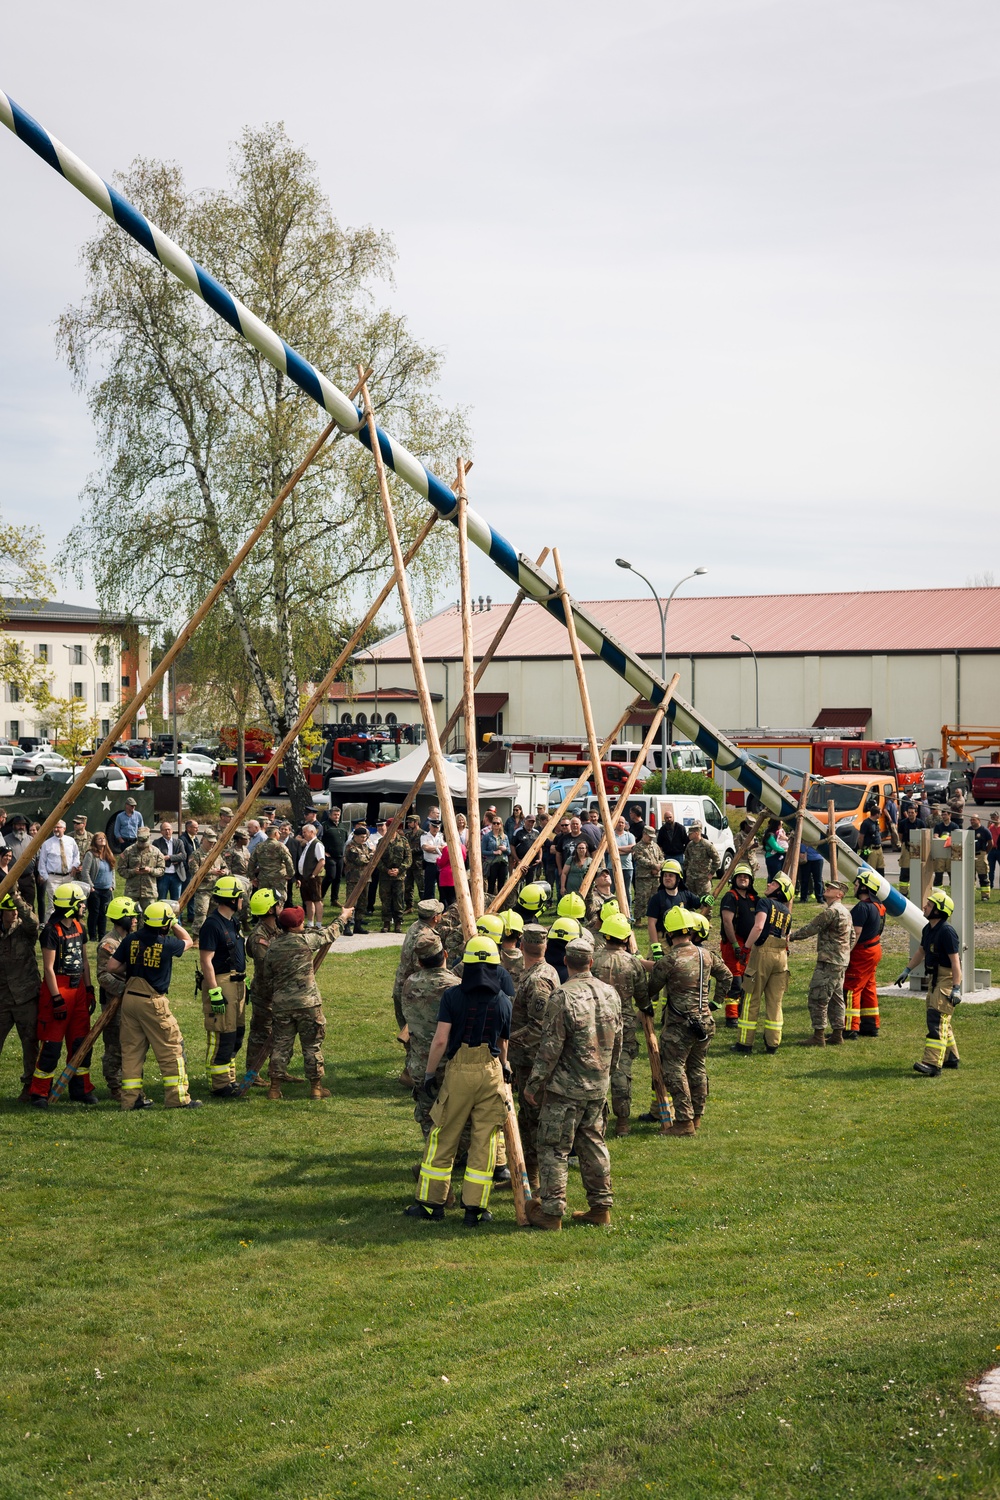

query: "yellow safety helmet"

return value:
[855, 868, 882, 895]
[463, 935, 501, 965]
[730, 862, 754, 882]
[926, 888, 954, 919]
[688, 911, 711, 940]
[770, 871, 794, 901]
[557, 892, 586, 920]
[476, 913, 505, 940]
[664, 906, 696, 935]
[0, 892, 16, 911]
[548, 916, 582, 942]
[249, 887, 280, 917]
[143, 901, 176, 929]
[52, 882, 86, 917]
[211, 875, 244, 904]
[600, 912, 632, 942]
[660, 859, 683, 878]
[517, 883, 547, 912]
[107, 896, 141, 925]
[599, 898, 620, 922]
[502, 910, 524, 936]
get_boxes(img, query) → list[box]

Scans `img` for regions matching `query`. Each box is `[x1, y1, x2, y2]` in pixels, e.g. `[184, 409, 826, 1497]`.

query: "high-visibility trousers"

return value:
[202, 970, 246, 1090]
[844, 943, 881, 1034]
[721, 938, 750, 1022]
[418, 1044, 507, 1209]
[30, 978, 93, 1100]
[737, 936, 788, 1050]
[120, 977, 191, 1109]
[920, 972, 960, 1069]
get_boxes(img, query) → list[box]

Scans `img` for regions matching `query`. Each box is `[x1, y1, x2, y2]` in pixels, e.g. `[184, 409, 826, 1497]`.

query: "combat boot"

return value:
[692, 1115, 702, 1131]
[730, 1043, 753, 1054]
[798, 1030, 826, 1046]
[404, 1202, 444, 1222]
[664, 1120, 696, 1136]
[463, 1205, 493, 1226]
[828, 1028, 844, 1045]
[16, 1085, 32, 1104]
[309, 1083, 332, 1099]
[492, 1166, 511, 1189]
[943, 1053, 960, 1069]
[913, 1062, 941, 1077]
[725, 1017, 738, 1029]
[106, 1085, 123, 1103]
[525, 1201, 562, 1231]
[571, 1206, 611, 1226]
[267, 1081, 282, 1100]
[614, 1115, 630, 1137]
[528, 1172, 540, 1193]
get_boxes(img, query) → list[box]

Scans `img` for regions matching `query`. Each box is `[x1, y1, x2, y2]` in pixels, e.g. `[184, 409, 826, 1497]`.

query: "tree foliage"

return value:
[641, 769, 724, 807]
[58, 124, 466, 816]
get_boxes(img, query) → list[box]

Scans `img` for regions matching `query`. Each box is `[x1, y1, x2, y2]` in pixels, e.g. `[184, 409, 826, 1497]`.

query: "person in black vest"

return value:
[656, 806, 689, 861]
[198, 876, 247, 1099]
[897, 889, 963, 1077]
[320, 806, 348, 906]
[732, 871, 793, 1056]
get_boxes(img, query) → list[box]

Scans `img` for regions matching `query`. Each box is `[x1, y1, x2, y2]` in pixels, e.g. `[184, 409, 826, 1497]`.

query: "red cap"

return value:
[278, 906, 305, 930]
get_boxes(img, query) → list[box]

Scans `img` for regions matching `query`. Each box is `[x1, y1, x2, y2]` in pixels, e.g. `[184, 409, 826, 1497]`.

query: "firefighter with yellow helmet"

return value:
[28, 882, 95, 1108]
[732, 871, 794, 1055]
[102, 900, 200, 1109]
[897, 889, 963, 1077]
[95, 895, 143, 1102]
[198, 875, 247, 1099]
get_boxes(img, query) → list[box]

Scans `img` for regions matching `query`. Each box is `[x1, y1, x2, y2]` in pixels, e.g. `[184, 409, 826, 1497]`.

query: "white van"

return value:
[584, 791, 735, 869]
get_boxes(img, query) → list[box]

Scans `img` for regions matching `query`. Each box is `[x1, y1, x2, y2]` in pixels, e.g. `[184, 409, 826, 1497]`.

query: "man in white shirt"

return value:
[420, 818, 445, 901]
[297, 823, 326, 929]
[37, 819, 82, 919]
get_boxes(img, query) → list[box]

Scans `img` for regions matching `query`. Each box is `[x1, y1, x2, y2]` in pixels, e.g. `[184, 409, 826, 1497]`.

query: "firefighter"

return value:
[105, 901, 200, 1110]
[500, 909, 524, 976]
[732, 871, 793, 1056]
[843, 869, 885, 1038]
[897, 889, 962, 1076]
[514, 881, 548, 925]
[557, 892, 587, 922]
[858, 801, 885, 874]
[95, 895, 143, 1102]
[199, 875, 247, 1098]
[718, 861, 760, 1029]
[29, 883, 95, 1108]
[645, 860, 700, 954]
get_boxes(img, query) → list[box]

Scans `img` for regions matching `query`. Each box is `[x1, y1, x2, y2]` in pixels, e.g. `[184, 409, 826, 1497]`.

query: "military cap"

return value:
[415, 930, 443, 957]
[135, 826, 151, 841]
[522, 923, 548, 948]
[417, 898, 445, 917]
[278, 906, 305, 929]
[564, 937, 594, 964]
[824, 877, 849, 892]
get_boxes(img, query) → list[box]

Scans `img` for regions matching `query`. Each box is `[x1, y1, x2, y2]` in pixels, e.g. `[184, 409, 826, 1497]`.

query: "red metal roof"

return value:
[473, 692, 509, 715]
[813, 708, 871, 729]
[368, 589, 1000, 661]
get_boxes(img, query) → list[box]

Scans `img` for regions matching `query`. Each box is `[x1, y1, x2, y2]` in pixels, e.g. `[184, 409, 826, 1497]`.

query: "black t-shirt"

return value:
[720, 888, 760, 944]
[556, 833, 578, 867]
[934, 821, 955, 840]
[900, 816, 925, 844]
[512, 827, 539, 867]
[115, 929, 186, 995]
[438, 977, 513, 1057]
[859, 816, 882, 850]
[922, 920, 959, 982]
[198, 910, 246, 975]
[754, 896, 791, 945]
[41, 916, 85, 985]
[647, 885, 699, 932]
[852, 898, 885, 947]
[656, 823, 689, 858]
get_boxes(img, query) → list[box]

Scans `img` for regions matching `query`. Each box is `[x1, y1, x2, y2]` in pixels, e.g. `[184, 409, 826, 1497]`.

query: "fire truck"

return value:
[483, 733, 709, 779]
[717, 729, 923, 806]
[217, 733, 396, 792]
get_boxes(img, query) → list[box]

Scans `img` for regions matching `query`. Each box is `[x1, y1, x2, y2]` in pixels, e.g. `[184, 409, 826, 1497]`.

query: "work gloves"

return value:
[501, 1062, 513, 1086]
[650, 943, 663, 960]
[895, 967, 912, 987]
[413, 1074, 440, 1110]
[208, 986, 227, 1016]
[86, 987, 96, 1015]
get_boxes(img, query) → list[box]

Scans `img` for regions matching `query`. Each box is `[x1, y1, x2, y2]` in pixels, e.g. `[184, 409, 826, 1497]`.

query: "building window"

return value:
[7, 683, 20, 702]
[121, 675, 130, 688]
[386, 712, 397, 726]
[71, 644, 83, 665]
[100, 683, 111, 702]
[100, 719, 111, 738]
[34, 643, 49, 664]
[356, 713, 367, 726]
[37, 724, 50, 739]
[72, 682, 85, 700]
[98, 646, 110, 668]
[7, 720, 19, 740]
[340, 712, 352, 726]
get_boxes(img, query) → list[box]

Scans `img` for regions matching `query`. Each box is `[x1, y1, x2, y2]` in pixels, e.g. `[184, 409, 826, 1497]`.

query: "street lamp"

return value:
[731, 634, 760, 727]
[616, 560, 707, 784]
[361, 646, 379, 729]
[64, 645, 99, 762]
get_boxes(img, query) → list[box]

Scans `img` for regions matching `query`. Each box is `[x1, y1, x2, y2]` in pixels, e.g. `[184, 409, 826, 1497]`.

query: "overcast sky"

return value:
[2, 0, 998, 624]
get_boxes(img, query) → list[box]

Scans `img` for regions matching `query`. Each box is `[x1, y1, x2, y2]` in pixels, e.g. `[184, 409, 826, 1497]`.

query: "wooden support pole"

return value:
[358, 370, 476, 941]
[485, 700, 641, 914]
[708, 807, 769, 905]
[456, 457, 483, 915]
[577, 690, 677, 898]
[827, 797, 838, 883]
[0, 372, 372, 906]
[341, 551, 550, 919]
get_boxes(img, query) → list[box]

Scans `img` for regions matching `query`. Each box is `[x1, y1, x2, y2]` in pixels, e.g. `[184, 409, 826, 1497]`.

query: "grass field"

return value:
[3, 921, 1000, 1500]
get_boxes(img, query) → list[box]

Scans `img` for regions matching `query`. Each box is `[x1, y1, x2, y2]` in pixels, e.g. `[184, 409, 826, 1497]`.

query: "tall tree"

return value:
[58, 125, 465, 818]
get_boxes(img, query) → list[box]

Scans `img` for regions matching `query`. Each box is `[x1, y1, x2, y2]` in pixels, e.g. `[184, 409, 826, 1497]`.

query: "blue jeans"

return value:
[157, 872, 182, 901]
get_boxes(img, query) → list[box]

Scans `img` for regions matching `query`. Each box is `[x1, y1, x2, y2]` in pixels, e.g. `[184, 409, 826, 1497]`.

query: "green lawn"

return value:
[2, 933, 1000, 1500]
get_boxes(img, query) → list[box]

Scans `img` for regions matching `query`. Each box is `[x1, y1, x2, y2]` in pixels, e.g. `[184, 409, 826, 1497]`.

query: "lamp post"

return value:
[731, 634, 760, 727]
[616, 561, 707, 785]
[64, 645, 99, 764]
[361, 647, 379, 729]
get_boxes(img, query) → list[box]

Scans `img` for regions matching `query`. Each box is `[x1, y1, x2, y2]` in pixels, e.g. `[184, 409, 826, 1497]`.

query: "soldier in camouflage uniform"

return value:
[342, 823, 374, 934]
[393, 900, 445, 1028]
[378, 825, 412, 932]
[437, 901, 467, 968]
[120, 828, 166, 906]
[248, 826, 295, 905]
[500, 910, 524, 978]
[524, 938, 622, 1229]
[682, 824, 720, 898]
[402, 931, 460, 1140]
[509, 924, 561, 1188]
[95, 896, 141, 1101]
[0, 887, 41, 1102]
[245, 888, 282, 1085]
[648, 907, 730, 1134]
[788, 877, 852, 1045]
[255, 905, 347, 1099]
[632, 827, 662, 924]
[404, 815, 423, 911]
[585, 869, 614, 931]
[591, 913, 651, 1136]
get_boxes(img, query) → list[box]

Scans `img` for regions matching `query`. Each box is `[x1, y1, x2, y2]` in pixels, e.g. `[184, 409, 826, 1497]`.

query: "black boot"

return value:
[463, 1205, 493, 1226]
[942, 1054, 960, 1069]
[492, 1166, 511, 1189]
[730, 1043, 753, 1054]
[913, 1062, 941, 1077]
[404, 1202, 444, 1221]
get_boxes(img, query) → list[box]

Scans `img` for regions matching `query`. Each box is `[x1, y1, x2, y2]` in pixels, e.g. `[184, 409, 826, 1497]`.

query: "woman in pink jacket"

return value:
[437, 838, 468, 907]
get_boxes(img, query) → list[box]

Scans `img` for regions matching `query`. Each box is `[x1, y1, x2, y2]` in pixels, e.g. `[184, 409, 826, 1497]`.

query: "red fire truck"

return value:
[217, 733, 395, 792]
[719, 729, 923, 806]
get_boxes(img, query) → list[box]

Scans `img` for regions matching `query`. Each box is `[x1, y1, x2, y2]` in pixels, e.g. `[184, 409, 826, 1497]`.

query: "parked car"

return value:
[12, 748, 70, 777]
[41, 765, 130, 793]
[923, 764, 969, 801]
[0, 762, 33, 795]
[583, 792, 737, 869]
[158, 752, 218, 779]
[971, 765, 1000, 806]
[107, 752, 146, 788]
[804, 774, 896, 835]
[17, 736, 53, 753]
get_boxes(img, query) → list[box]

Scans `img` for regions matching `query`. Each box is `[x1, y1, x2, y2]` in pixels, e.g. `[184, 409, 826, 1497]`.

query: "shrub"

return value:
[185, 777, 222, 817]
[641, 769, 724, 808]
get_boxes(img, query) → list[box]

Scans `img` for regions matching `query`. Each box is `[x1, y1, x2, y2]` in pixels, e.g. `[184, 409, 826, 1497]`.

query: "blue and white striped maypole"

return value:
[0, 88, 923, 935]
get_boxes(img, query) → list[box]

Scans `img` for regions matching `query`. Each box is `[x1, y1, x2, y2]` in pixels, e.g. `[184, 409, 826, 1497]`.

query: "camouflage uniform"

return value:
[378, 832, 412, 931]
[404, 825, 423, 910]
[682, 838, 720, 897]
[591, 944, 649, 1123]
[509, 951, 560, 1183]
[343, 840, 374, 927]
[789, 899, 852, 1032]
[527, 972, 622, 1219]
[648, 943, 729, 1124]
[392, 905, 443, 1030]
[437, 903, 467, 968]
[0, 890, 40, 1087]
[402, 953, 460, 1137]
[253, 918, 345, 1083]
[500, 945, 524, 979]
[225, 845, 251, 879]
[248, 838, 295, 903]
[96, 927, 128, 1093]
[245, 922, 276, 1077]
[120, 839, 166, 905]
[632, 838, 663, 923]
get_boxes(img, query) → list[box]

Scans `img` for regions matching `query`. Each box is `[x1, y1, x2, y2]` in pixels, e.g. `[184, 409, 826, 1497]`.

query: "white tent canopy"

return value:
[326, 747, 518, 805]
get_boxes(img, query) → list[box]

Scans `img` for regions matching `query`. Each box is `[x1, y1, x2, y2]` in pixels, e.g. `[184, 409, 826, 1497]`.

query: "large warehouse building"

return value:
[348, 586, 1000, 760]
